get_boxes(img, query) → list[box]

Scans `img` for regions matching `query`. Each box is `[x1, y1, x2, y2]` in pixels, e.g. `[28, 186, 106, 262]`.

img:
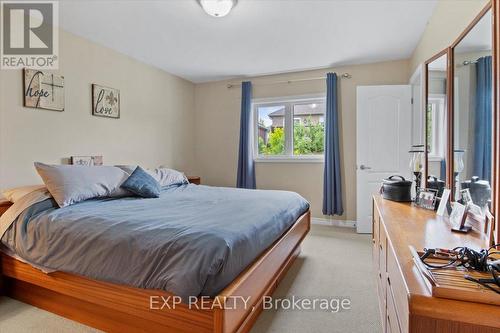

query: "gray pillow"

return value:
[151, 167, 188, 186]
[116, 165, 187, 187]
[35, 162, 130, 207]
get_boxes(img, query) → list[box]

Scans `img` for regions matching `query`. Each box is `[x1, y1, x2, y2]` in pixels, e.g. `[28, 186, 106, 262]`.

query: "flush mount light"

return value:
[199, 0, 236, 18]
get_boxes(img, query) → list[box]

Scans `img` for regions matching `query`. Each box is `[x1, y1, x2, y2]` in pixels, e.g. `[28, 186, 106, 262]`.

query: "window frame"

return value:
[427, 93, 446, 161]
[252, 94, 326, 163]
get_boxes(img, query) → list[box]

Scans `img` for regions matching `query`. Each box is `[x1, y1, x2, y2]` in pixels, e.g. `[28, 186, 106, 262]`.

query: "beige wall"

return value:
[0, 29, 196, 189]
[409, 0, 489, 74]
[194, 60, 410, 220]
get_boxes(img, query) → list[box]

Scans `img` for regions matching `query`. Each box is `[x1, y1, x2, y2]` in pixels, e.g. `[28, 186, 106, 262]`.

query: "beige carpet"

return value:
[0, 225, 381, 333]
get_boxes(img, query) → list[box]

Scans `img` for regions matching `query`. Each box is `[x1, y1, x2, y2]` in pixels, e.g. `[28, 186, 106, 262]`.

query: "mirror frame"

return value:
[449, 1, 498, 245]
[424, 48, 452, 190]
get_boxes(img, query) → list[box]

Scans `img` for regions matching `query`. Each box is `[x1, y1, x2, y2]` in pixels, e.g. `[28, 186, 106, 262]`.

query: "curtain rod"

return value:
[226, 73, 352, 89]
[462, 60, 478, 65]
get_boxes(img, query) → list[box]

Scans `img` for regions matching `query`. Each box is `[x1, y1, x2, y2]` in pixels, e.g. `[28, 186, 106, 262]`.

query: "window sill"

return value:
[254, 156, 324, 163]
[428, 156, 444, 162]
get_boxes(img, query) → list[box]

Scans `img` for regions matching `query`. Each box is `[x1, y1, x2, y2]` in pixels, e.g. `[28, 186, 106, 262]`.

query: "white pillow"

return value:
[2, 185, 46, 203]
[35, 162, 130, 207]
[151, 168, 188, 186]
[116, 165, 187, 187]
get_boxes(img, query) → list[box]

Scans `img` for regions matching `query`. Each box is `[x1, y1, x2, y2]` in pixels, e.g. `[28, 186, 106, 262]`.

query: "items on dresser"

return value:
[373, 195, 500, 333]
[380, 175, 412, 202]
[409, 146, 425, 198]
[411, 244, 500, 301]
[427, 176, 445, 210]
[461, 176, 491, 208]
[449, 202, 470, 233]
[427, 176, 445, 197]
[416, 189, 438, 210]
[436, 189, 451, 216]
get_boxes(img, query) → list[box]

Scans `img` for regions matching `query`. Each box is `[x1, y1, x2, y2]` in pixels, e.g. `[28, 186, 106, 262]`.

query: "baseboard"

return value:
[311, 217, 356, 228]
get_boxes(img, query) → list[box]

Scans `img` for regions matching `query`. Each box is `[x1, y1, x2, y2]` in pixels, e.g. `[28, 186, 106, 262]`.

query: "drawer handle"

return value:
[387, 276, 391, 285]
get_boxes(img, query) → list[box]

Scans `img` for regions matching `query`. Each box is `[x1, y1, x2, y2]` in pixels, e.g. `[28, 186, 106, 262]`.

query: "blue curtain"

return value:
[236, 81, 256, 189]
[440, 159, 446, 182]
[323, 73, 343, 215]
[473, 56, 492, 183]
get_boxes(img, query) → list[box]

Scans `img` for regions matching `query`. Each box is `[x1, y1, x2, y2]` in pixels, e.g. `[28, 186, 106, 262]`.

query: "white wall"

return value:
[0, 29, 196, 189]
[194, 60, 410, 220]
[409, 0, 489, 73]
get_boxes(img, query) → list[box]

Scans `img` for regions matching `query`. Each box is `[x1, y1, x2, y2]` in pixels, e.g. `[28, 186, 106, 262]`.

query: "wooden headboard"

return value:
[0, 200, 13, 216]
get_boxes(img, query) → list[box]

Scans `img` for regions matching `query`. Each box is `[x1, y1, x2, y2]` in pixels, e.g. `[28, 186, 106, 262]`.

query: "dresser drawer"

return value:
[387, 283, 402, 333]
[379, 222, 387, 296]
[372, 206, 386, 332]
[372, 209, 380, 272]
[376, 272, 386, 333]
[387, 241, 409, 332]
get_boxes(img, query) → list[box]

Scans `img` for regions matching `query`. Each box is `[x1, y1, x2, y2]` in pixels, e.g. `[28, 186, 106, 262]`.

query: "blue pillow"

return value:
[121, 166, 161, 198]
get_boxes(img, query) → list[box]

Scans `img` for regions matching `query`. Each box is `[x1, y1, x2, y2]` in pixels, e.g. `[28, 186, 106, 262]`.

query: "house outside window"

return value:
[254, 95, 326, 161]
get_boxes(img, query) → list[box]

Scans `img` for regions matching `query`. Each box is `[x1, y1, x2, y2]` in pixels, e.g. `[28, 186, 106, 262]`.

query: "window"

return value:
[254, 96, 326, 161]
[427, 94, 446, 159]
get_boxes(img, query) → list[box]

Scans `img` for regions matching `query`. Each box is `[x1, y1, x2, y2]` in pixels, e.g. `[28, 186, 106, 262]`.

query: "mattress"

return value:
[1, 184, 309, 301]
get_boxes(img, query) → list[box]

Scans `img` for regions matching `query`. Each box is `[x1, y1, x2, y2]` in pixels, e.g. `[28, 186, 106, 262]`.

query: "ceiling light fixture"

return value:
[199, 0, 236, 18]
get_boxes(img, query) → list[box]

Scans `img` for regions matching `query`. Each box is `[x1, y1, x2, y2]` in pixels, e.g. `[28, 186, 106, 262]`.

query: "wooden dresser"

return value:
[372, 195, 500, 333]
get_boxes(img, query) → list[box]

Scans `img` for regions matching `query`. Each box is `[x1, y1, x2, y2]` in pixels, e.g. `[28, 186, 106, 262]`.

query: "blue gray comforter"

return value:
[1, 184, 309, 300]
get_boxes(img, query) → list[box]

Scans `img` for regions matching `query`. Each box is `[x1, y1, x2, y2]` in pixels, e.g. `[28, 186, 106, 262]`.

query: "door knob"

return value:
[360, 165, 372, 170]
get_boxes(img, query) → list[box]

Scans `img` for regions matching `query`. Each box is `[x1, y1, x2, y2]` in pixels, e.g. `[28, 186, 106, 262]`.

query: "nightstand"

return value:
[0, 199, 11, 216]
[187, 176, 201, 185]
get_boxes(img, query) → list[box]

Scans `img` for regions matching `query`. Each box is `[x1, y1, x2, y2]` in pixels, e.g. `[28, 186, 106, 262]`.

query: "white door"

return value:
[356, 85, 412, 233]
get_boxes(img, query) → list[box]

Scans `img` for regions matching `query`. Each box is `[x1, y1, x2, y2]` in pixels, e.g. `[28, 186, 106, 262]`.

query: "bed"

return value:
[0, 184, 310, 333]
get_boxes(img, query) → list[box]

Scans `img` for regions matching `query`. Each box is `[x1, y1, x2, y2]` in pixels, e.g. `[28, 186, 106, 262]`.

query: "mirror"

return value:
[425, 51, 448, 199]
[452, 8, 492, 211]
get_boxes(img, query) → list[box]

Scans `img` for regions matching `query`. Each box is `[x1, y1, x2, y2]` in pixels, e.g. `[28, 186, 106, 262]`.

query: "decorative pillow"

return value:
[34, 162, 130, 207]
[2, 185, 46, 203]
[116, 165, 188, 187]
[120, 166, 161, 198]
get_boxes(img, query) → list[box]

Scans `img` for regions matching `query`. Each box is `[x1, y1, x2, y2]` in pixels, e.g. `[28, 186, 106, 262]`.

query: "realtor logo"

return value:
[1, 1, 58, 69]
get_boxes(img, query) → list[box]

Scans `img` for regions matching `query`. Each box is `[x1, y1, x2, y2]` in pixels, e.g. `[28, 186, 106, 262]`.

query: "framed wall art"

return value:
[23, 68, 65, 111]
[71, 156, 103, 166]
[92, 84, 120, 118]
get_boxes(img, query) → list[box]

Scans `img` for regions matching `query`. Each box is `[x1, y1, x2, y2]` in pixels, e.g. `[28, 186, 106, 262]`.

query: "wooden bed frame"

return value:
[0, 200, 310, 333]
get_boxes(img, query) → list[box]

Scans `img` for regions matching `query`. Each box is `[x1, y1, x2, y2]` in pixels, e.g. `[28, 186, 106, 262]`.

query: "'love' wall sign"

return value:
[92, 84, 120, 119]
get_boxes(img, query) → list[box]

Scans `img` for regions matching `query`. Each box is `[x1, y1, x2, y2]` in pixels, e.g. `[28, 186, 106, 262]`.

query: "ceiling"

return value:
[59, 0, 437, 83]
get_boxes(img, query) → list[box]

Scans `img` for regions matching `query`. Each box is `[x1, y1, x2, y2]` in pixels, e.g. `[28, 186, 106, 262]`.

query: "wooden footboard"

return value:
[1, 210, 311, 333]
